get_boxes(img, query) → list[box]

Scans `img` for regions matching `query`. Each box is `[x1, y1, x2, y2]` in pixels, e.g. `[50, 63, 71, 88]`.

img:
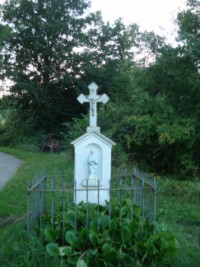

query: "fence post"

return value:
[153, 176, 157, 234]
[119, 177, 122, 225]
[74, 180, 77, 234]
[62, 172, 65, 244]
[51, 177, 55, 228]
[26, 181, 30, 233]
[97, 179, 100, 230]
[109, 179, 112, 224]
[86, 179, 89, 227]
[142, 173, 145, 231]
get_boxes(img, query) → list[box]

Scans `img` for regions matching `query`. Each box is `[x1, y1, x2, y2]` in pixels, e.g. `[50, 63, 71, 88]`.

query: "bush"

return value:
[0, 108, 36, 146]
[179, 155, 198, 179]
[44, 200, 179, 267]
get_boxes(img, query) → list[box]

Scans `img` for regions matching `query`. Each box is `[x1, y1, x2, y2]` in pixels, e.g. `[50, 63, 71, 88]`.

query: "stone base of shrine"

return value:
[82, 179, 102, 187]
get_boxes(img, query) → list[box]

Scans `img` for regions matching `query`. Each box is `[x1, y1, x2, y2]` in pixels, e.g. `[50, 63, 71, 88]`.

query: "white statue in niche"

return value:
[88, 150, 98, 180]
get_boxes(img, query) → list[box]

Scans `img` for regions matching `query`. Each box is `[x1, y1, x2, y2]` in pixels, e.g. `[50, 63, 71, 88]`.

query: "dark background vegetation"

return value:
[0, 1, 200, 266]
[0, 0, 200, 179]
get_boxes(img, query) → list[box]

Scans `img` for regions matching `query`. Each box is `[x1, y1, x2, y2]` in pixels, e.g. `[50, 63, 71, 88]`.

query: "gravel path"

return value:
[0, 152, 23, 189]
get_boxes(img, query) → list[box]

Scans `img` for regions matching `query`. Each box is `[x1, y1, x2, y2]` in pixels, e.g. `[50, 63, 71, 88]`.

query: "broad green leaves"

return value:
[45, 200, 178, 266]
[76, 259, 87, 267]
[46, 243, 59, 257]
[44, 227, 58, 243]
[88, 231, 98, 245]
[121, 226, 131, 243]
[66, 231, 76, 246]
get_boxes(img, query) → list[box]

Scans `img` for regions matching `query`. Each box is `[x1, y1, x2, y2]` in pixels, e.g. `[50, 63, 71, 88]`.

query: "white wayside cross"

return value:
[71, 82, 115, 204]
[77, 82, 109, 132]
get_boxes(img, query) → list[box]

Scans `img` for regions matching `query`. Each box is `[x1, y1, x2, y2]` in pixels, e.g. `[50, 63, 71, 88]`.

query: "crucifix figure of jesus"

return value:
[77, 82, 109, 131]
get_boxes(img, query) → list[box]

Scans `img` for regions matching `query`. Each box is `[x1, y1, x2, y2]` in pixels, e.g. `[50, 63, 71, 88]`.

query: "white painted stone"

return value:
[77, 82, 109, 132]
[71, 130, 115, 205]
[72, 82, 115, 204]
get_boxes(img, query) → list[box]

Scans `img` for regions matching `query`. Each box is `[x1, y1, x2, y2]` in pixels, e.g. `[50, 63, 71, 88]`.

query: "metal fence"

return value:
[26, 167, 156, 236]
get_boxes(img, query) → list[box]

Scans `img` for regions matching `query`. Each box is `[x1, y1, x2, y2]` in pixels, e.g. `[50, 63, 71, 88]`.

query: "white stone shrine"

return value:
[71, 82, 115, 204]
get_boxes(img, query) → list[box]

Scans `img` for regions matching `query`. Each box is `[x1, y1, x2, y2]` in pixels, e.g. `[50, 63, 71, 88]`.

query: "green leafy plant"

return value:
[44, 200, 179, 267]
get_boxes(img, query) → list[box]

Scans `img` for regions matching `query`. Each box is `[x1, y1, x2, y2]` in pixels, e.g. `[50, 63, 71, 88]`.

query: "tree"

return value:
[0, 0, 139, 131]
[1, 0, 92, 130]
[175, 0, 200, 173]
[176, 0, 200, 69]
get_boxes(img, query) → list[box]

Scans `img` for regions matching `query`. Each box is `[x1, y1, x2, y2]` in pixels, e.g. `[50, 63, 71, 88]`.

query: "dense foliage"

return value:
[0, 0, 200, 178]
[43, 200, 178, 267]
[96, 0, 200, 178]
[0, 0, 138, 131]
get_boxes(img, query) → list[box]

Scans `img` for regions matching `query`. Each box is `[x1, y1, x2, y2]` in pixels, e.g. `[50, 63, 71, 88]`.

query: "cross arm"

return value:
[97, 93, 109, 104]
[77, 94, 89, 104]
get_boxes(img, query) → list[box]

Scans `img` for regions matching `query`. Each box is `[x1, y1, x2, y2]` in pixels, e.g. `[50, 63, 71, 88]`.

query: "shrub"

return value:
[44, 200, 179, 267]
[0, 108, 36, 146]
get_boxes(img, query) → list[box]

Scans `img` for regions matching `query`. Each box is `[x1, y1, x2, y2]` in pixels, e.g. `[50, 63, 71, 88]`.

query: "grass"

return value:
[157, 178, 200, 267]
[0, 146, 73, 217]
[0, 147, 73, 267]
[0, 146, 200, 266]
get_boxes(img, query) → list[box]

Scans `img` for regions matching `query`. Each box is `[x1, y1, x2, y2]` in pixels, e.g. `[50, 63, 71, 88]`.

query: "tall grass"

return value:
[0, 147, 200, 266]
[157, 178, 200, 267]
[0, 147, 73, 267]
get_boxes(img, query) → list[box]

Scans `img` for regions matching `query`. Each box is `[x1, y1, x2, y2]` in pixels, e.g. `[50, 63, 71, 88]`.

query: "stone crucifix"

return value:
[77, 82, 109, 131]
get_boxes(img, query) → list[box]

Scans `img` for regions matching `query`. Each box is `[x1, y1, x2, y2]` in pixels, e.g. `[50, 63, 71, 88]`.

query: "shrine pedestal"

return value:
[71, 130, 115, 205]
